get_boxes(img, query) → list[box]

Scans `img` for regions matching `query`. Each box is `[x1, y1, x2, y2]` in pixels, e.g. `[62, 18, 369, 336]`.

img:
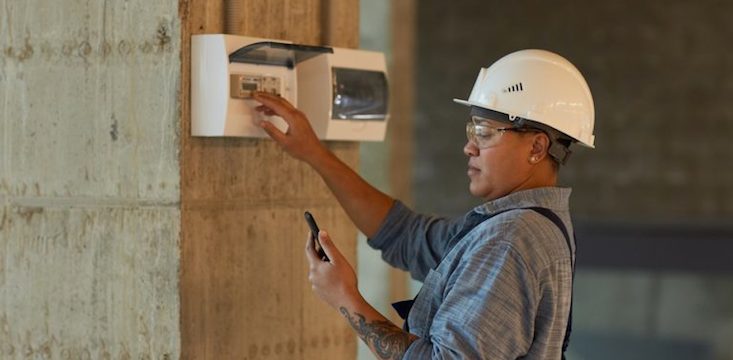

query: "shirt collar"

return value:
[473, 187, 572, 215]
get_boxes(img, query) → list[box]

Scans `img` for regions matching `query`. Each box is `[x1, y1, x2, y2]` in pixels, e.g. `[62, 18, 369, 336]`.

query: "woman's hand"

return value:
[252, 92, 328, 164]
[305, 230, 362, 310]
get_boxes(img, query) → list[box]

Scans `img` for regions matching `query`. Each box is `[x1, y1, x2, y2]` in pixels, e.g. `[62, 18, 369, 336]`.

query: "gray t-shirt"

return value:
[368, 187, 574, 359]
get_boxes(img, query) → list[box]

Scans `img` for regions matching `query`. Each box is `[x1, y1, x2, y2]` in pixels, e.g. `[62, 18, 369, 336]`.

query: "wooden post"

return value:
[180, 0, 360, 358]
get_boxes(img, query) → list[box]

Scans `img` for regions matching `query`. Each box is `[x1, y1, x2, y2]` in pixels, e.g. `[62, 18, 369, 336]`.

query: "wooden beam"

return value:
[180, 0, 360, 358]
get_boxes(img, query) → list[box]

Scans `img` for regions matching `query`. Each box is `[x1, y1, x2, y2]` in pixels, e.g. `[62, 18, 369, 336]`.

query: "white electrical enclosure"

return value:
[191, 34, 389, 141]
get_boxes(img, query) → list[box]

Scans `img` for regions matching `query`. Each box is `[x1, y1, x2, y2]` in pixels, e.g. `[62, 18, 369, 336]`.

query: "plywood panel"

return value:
[182, 205, 357, 359]
[180, 0, 360, 358]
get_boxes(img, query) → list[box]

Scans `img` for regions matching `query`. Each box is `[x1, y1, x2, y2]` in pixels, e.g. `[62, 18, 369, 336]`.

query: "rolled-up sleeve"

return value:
[367, 201, 464, 281]
[404, 241, 540, 359]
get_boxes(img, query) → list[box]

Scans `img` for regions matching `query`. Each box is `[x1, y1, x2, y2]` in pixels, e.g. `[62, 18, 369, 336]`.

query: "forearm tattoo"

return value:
[340, 307, 416, 360]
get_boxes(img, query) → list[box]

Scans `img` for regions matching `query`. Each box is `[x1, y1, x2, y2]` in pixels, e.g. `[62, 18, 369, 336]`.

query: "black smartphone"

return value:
[304, 211, 329, 261]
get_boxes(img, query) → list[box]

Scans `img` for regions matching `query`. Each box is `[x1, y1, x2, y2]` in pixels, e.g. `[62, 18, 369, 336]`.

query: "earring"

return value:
[530, 156, 538, 163]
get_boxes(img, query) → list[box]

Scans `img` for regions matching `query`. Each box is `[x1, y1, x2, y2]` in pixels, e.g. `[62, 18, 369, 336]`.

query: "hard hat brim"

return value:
[453, 98, 473, 107]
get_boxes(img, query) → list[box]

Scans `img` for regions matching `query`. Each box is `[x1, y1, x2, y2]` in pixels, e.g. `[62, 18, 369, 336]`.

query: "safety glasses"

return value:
[465, 116, 540, 149]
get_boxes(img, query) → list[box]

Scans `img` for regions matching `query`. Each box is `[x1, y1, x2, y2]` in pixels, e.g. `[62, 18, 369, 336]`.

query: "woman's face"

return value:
[464, 119, 537, 200]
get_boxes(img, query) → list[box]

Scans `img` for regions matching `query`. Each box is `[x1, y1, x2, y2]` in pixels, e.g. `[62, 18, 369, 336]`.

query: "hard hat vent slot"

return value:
[503, 82, 524, 93]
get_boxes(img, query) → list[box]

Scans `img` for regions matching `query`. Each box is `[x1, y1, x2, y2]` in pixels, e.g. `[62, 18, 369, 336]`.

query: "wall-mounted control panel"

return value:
[191, 34, 389, 141]
[229, 74, 281, 99]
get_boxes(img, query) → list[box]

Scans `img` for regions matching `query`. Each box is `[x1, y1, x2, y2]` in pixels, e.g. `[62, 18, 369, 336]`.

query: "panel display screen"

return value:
[332, 68, 388, 121]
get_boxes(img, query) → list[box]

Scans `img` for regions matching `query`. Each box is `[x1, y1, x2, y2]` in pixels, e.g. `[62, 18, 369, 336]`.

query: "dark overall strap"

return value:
[527, 207, 575, 360]
[392, 207, 576, 359]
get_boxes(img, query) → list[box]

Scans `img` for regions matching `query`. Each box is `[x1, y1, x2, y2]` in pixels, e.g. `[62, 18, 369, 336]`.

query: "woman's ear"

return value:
[528, 132, 550, 164]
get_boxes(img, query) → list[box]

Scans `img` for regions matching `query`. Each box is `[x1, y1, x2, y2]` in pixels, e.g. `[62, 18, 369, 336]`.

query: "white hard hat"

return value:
[454, 49, 595, 148]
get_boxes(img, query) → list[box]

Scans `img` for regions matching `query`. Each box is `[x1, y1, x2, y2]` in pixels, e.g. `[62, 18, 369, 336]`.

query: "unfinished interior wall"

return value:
[179, 1, 360, 359]
[1, 0, 362, 358]
[0, 0, 181, 358]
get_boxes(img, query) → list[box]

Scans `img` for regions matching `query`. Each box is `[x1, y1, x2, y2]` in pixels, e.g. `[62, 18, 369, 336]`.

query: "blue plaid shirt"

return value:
[368, 187, 574, 359]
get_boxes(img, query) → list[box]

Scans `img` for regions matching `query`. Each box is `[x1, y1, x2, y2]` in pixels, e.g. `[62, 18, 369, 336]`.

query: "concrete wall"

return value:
[1, 0, 181, 358]
[179, 1, 361, 359]
[2, 0, 363, 359]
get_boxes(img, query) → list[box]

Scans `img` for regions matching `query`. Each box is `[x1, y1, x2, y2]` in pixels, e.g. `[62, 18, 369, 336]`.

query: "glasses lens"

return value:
[466, 122, 474, 143]
[467, 120, 502, 148]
